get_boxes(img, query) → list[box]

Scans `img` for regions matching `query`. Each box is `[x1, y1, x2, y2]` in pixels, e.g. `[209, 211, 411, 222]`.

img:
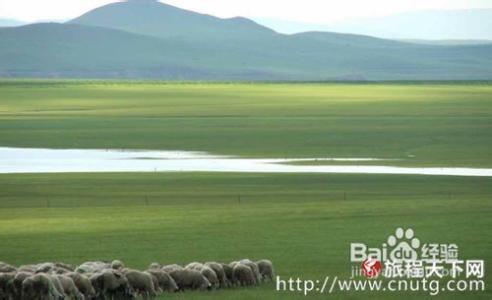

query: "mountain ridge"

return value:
[69, 0, 275, 40]
[1, 1, 492, 80]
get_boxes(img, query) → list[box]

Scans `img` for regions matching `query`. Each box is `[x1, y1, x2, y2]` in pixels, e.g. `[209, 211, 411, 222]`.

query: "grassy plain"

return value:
[0, 173, 491, 299]
[0, 81, 491, 166]
[0, 81, 491, 299]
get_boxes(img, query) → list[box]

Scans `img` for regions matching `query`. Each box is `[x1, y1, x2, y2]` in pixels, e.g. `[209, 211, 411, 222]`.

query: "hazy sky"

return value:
[1, 0, 491, 23]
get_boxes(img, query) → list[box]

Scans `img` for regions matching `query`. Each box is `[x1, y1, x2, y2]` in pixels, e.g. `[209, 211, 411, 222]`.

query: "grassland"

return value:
[0, 81, 491, 166]
[0, 81, 491, 299]
[0, 173, 491, 299]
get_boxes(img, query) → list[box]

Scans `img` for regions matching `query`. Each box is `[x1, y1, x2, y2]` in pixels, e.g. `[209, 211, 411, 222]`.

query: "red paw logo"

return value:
[361, 259, 381, 278]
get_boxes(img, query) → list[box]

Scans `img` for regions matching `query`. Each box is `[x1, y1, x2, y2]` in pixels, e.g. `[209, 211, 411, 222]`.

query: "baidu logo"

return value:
[387, 228, 420, 262]
[348, 227, 485, 280]
[350, 227, 420, 263]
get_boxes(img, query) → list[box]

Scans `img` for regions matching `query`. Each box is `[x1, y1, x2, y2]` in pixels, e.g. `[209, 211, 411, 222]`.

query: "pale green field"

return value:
[0, 81, 491, 166]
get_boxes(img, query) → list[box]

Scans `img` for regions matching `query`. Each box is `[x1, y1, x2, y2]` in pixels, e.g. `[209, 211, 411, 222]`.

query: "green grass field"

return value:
[0, 81, 491, 166]
[0, 81, 491, 299]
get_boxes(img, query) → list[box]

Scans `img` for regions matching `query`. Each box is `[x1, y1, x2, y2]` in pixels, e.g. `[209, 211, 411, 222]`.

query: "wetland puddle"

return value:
[0, 147, 491, 177]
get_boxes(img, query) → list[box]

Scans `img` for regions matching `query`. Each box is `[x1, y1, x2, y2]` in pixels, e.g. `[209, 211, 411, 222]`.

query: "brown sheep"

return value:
[17, 265, 37, 273]
[22, 273, 65, 300]
[161, 264, 183, 274]
[148, 273, 163, 294]
[49, 274, 67, 298]
[90, 269, 134, 300]
[184, 262, 202, 269]
[169, 269, 211, 291]
[12, 272, 32, 299]
[205, 262, 228, 288]
[0, 272, 15, 300]
[221, 263, 234, 286]
[34, 262, 73, 275]
[185, 264, 219, 289]
[35, 262, 55, 274]
[232, 263, 256, 286]
[67, 272, 96, 300]
[256, 259, 275, 281]
[54, 262, 74, 272]
[198, 266, 219, 289]
[0, 262, 16, 273]
[146, 269, 178, 293]
[123, 269, 157, 299]
[228, 261, 240, 286]
[56, 274, 84, 300]
[239, 259, 261, 284]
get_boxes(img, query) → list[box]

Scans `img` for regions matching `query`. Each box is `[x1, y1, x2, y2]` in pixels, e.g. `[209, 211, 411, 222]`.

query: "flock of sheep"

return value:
[0, 258, 274, 299]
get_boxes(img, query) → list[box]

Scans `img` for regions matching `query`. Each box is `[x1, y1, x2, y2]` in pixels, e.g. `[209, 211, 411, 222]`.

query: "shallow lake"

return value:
[1, 147, 491, 177]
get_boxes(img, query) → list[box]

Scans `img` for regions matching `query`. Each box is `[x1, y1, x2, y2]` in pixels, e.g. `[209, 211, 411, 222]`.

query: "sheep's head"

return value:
[202, 277, 212, 291]
[202, 268, 219, 288]
[111, 260, 125, 270]
[113, 272, 135, 299]
[164, 274, 179, 293]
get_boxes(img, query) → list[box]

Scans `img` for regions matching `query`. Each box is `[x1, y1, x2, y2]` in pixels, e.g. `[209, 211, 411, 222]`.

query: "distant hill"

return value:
[1, 1, 492, 80]
[69, 0, 274, 40]
[0, 23, 224, 79]
[254, 9, 492, 40]
[252, 18, 333, 35]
